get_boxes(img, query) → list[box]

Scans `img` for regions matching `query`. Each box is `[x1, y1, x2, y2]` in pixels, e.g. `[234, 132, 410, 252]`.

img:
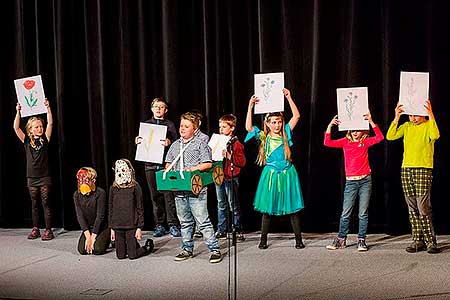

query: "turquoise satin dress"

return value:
[245, 124, 304, 215]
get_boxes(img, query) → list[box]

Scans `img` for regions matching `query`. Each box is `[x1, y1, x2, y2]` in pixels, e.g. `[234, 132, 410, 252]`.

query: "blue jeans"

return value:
[175, 188, 219, 253]
[215, 178, 242, 233]
[338, 175, 372, 239]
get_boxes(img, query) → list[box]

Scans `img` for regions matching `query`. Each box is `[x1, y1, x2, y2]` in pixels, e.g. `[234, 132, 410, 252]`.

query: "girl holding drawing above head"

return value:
[245, 88, 305, 250]
[13, 99, 55, 240]
[324, 112, 384, 251]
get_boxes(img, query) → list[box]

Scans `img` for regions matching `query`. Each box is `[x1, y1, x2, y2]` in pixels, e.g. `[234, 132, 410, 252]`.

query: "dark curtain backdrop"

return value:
[2, 0, 449, 234]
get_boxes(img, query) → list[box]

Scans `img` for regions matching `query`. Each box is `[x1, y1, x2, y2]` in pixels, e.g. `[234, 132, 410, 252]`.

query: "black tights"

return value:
[28, 185, 52, 229]
[261, 212, 301, 235]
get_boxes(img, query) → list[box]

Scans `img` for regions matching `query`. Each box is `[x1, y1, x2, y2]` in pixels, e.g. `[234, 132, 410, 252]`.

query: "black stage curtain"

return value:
[1, 1, 449, 234]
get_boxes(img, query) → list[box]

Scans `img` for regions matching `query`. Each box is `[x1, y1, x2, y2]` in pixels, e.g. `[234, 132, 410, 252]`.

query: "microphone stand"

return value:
[226, 139, 238, 300]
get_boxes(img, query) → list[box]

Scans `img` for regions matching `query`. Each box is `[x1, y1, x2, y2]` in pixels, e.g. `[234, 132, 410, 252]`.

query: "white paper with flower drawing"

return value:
[399, 71, 429, 116]
[208, 133, 231, 161]
[14, 75, 47, 118]
[254, 72, 284, 114]
[336, 87, 369, 131]
[135, 123, 167, 164]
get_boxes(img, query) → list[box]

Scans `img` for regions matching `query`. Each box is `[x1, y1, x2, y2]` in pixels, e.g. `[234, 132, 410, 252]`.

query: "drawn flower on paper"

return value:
[23, 80, 35, 90]
[22, 80, 38, 109]
[344, 92, 358, 120]
[212, 141, 220, 157]
[261, 77, 275, 102]
[406, 77, 416, 108]
[144, 130, 154, 152]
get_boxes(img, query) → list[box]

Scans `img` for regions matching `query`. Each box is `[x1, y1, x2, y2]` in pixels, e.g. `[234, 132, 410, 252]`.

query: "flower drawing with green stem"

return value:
[344, 92, 358, 120]
[260, 77, 275, 102]
[23, 80, 38, 108]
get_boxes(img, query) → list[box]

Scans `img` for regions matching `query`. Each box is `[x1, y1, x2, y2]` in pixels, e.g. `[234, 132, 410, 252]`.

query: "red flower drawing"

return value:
[23, 80, 35, 90]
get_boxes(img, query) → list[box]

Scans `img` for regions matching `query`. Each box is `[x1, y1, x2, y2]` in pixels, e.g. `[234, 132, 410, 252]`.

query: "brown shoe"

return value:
[41, 229, 54, 241]
[28, 227, 41, 239]
[405, 241, 426, 253]
[427, 242, 440, 254]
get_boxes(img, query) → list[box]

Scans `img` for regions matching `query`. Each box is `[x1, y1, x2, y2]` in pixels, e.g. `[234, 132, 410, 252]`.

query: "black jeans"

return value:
[114, 229, 147, 260]
[77, 228, 111, 255]
[145, 169, 179, 227]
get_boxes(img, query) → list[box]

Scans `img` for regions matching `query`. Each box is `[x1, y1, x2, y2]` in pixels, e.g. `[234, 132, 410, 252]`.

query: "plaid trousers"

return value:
[401, 167, 433, 216]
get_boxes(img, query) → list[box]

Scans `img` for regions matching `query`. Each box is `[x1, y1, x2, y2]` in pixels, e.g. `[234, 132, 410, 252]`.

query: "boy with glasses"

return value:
[135, 98, 180, 238]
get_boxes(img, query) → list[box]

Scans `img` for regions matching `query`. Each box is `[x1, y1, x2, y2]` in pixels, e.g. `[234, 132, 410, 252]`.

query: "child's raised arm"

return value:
[425, 99, 435, 121]
[283, 88, 300, 130]
[326, 115, 339, 134]
[245, 95, 258, 132]
[44, 99, 53, 141]
[425, 99, 440, 141]
[363, 111, 377, 128]
[13, 103, 25, 143]
[392, 103, 404, 124]
[387, 103, 405, 141]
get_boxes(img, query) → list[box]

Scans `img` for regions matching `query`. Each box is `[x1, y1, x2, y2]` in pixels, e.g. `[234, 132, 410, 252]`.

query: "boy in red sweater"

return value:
[214, 114, 246, 241]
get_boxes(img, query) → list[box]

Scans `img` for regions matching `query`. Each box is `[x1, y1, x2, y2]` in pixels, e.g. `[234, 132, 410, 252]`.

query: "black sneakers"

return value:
[28, 227, 40, 239]
[144, 239, 154, 254]
[215, 231, 227, 240]
[326, 237, 346, 250]
[209, 251, 222, 263]
[357, 239, 368, 251]
[41, 229, 54, 241]
[193, 230, 203, 238]
[174, 250, 193, 261]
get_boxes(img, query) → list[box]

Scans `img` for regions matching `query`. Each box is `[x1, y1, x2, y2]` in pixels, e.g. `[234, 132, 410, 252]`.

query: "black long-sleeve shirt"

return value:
[73, 187, 107, 234]
[108, 183, 144, 230]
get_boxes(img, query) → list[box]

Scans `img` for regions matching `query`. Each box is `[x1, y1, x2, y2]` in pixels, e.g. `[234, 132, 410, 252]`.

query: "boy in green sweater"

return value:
[387, 100, 440, 254]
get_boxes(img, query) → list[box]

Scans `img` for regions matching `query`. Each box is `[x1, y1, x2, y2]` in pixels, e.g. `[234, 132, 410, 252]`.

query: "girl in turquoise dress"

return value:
[245, 88, 305, 249]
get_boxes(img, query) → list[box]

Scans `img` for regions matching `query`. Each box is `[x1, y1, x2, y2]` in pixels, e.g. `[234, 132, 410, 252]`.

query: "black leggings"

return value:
[114, 229, 147, 260]
[28, 185, 52, 229]
[78, 228, 111, 255]
[261, 212, 301, 235]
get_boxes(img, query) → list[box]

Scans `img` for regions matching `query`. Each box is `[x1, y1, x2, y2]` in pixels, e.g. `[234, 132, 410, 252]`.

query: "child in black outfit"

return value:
[109, 159, 154, 259]
[135, 97, 180, 238]
[73, 167, 111, 255]
[13, 99, 54, 240]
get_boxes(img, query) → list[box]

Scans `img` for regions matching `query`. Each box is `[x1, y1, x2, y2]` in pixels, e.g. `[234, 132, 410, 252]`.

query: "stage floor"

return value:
[1, 229, 450, 300]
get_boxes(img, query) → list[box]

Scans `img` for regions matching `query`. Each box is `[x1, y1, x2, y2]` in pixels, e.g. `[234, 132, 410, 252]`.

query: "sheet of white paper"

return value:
[208, 133, 231, 161]
[135, 123, 167, 164]
[399, 71, 429, 116]
[14, 75, 47, 118]
[336, 87, 369, 131]
[254, 72, 284, 114]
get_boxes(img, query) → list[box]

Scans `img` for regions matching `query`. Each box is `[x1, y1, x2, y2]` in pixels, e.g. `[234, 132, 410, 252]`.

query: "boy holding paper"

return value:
[386, 100, 440, 254]
[135, 98, 180, 238]
[214, 114, 246, 241]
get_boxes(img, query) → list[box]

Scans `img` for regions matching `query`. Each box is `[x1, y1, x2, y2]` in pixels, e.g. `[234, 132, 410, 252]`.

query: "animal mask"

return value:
[115, 160, 132, 185]
[76, 169, 95, 195]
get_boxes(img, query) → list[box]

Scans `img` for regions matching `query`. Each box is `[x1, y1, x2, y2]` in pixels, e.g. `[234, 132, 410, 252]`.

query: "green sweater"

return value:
[386, 119, 440, 168]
